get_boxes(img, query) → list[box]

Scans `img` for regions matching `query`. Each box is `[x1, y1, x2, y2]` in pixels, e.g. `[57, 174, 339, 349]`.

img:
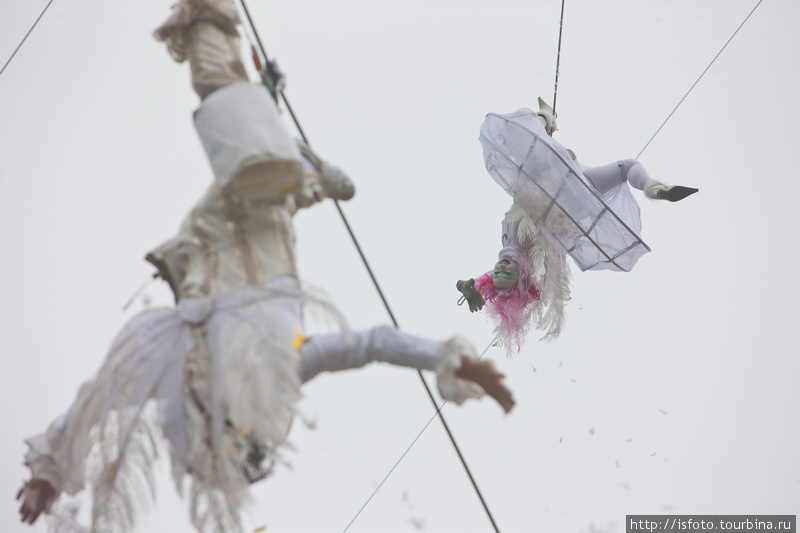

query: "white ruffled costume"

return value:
[480, 108, 651, 273]
[469, 108, 658, 346]
[20, 4, 487, 532]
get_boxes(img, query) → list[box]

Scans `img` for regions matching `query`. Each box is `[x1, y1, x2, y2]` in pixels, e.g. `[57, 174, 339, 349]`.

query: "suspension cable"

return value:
[342, 337, 499, 533]
[551, 0, 566, 115]
[236, 1, 502, 531]
[0, 0, 56, 77]
[636, 0, 765, 159]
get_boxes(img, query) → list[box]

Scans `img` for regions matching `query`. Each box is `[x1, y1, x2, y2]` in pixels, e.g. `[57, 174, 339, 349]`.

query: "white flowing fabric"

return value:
[194, 83, 305, 202]
[25, 278, 306, 533]
[23, 277, 484, 533]
[480, 108, 650, 272]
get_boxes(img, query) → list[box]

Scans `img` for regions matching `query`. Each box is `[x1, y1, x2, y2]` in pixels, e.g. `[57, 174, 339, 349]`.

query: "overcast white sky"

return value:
[1, 1, 799, 532]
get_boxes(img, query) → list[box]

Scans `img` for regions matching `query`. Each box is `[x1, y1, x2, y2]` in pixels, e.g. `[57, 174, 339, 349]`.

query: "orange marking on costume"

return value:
[293, 327, 308, 352]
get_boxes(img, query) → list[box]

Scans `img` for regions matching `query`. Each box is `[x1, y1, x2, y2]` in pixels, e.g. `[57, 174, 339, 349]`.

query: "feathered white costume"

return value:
[460, 102, 696, 351]
[18, 3, 502, 532]
[480, 107, 650, 273]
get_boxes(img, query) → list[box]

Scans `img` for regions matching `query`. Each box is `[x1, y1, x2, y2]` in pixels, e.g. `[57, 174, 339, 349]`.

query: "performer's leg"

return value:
[154, 0, 248, 100]
[184, 21, 249, 100]
[583, 159, 698, 202]
[582, 161, 628, 195]
[624, 159, 699, 201]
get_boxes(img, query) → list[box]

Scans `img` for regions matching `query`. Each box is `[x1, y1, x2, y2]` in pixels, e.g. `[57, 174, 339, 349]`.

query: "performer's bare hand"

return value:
[16, 478, 56, 525]
[456, 357, 515, 413]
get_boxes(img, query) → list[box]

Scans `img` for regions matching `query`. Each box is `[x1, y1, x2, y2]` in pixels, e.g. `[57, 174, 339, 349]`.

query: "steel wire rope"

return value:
[0, 0, 56, 77]
[636, 0, 765, 159]
[236, 1, 502, 531]
[342, 336, 500, 533]
[552, 0, 566, 115]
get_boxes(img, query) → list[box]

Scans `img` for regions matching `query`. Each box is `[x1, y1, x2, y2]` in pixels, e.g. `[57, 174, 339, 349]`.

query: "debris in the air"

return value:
[300, 414, 317, 430]
[409, 518, 425, 530]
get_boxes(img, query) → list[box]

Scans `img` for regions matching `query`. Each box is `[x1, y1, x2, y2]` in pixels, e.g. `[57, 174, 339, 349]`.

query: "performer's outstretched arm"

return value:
[299, 325, 515, 413]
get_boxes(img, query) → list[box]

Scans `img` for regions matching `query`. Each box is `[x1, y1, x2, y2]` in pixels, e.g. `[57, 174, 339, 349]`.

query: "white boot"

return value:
[643, 178, 669, 199]
[297, 141, 355, 202]
[320, 161, 355, 201]
[643, 178, 699, 202]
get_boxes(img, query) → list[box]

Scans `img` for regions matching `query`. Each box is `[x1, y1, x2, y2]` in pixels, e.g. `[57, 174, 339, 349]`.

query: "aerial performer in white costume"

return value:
[457, 99, 698, 352]
[16, 2, 515, 532]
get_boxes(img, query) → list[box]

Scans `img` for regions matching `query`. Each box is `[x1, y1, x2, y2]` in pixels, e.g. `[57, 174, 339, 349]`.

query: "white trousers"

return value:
[582, 159, 652, 195]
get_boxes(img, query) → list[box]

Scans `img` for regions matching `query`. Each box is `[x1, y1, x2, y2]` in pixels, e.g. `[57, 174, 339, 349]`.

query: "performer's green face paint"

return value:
[492, 257, 519, 290]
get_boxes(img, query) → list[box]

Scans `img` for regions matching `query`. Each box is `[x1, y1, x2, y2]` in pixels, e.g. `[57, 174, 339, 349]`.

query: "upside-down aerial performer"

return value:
[15, 2, 515, 531]
[456, 99, 698, 353]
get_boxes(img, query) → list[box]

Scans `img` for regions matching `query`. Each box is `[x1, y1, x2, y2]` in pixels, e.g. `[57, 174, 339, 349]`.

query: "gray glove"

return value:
[456, 279, 485, 313]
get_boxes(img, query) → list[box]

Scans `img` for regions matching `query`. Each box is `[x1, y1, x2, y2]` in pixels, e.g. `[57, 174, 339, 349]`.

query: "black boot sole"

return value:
[659, 186, 699, 202]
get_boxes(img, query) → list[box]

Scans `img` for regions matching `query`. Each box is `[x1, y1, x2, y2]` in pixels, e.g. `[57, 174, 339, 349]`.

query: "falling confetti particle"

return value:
[570, 378, 577, 383]
[659, 409, 667, 414]
[650, 452, 657, 457]
[531, 365, 537, 373]
[589, 428, 596, 435]
[558, 361, 563, 367]
[626, 438, 633, 443]
[300, 414, 317, 430]
[559, 437, 564, 443]
[615, 460, 621, 468]
[409, 518, 425, 530]
[254, 527, 267, 533]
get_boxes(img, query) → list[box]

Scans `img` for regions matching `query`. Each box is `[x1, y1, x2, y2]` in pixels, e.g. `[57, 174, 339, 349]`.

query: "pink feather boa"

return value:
[475, 261, 541, 354]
